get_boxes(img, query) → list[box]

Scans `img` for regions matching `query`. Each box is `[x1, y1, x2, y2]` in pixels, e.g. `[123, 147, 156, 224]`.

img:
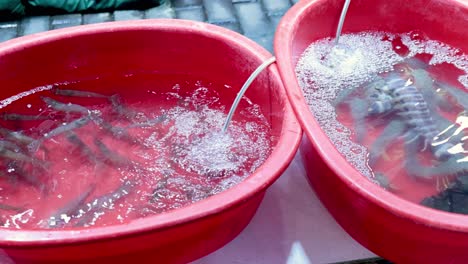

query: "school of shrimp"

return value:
[296, 31, 468, 210]
[0, 81, 272, 229]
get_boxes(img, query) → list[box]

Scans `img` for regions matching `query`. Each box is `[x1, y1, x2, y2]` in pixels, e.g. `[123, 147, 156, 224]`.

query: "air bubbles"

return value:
[296, 30, 468, 180]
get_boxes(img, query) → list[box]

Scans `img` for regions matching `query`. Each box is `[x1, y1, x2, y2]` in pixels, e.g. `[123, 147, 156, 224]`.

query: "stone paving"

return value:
[0, 0, 301, 52]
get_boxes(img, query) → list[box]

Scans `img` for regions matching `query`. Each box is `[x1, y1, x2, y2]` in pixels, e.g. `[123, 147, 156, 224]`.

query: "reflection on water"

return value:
[444, 114, 468, 161]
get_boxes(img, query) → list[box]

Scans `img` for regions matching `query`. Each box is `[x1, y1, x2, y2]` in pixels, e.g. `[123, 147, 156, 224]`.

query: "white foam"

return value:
[137, 86, 273, 206]
[296, 31, 468, 179]
[167, 103, 271, 183]
[401, 34, 468, 88]
[296, 32, 404, 177]
[181, 132, 240, 176]
[0, 85, 52, 109]
[296, 32, 402, 101]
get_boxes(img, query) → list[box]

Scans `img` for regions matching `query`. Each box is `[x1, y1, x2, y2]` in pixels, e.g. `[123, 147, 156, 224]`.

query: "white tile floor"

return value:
[194, 150, 376, 264]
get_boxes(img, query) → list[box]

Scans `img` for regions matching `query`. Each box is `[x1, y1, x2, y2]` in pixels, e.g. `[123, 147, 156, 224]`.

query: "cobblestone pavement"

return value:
[0, 0, 301, 52]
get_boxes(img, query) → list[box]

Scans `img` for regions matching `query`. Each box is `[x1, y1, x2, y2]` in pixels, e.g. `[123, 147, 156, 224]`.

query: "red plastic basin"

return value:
[0, 19, 301, 263]
[275, 0, 468, 263]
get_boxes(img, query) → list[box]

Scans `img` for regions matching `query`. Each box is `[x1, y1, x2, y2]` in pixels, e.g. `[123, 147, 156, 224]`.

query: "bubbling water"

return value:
[296, 31, 468, 211]
[296, 32, 404, 177]
[0, 76, 273, 229]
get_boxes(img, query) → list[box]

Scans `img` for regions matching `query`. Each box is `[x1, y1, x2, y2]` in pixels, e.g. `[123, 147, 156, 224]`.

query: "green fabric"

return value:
[26, 0, 161, 13]
[0, 0, 25, 15]
[0, 0, 161, 19]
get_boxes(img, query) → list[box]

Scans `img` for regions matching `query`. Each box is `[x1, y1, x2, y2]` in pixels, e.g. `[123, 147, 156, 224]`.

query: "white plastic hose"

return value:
[335, 0, 352, 45]
[222, 56, 277, 132]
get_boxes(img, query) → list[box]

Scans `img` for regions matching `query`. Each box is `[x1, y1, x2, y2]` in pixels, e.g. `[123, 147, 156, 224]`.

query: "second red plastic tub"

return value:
[275, 0, 468, 263]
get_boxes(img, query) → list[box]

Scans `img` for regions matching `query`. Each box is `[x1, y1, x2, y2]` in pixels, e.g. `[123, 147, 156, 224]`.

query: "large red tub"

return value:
[275, 0, 468, 263]
[0, 19, 301, 263]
